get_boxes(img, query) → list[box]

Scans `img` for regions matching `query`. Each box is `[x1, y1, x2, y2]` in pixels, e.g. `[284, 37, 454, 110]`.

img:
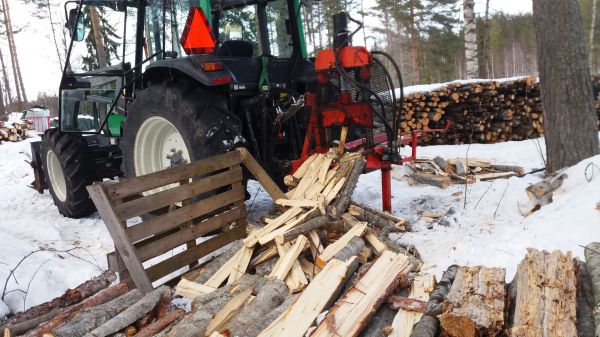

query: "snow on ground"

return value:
[0, 136, 113, 318]
[1, 133, 599, 317]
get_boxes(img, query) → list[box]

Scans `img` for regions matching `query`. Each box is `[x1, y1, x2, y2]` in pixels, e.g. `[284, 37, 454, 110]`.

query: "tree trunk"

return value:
[89, 6, 108, 68]
[463, 0, 478, 79]
[45, 0, 64, 71]
[591, 0, 598, 72]
[479, 0, 491, 78]
[533, 0, 600, 173]
[438, 266, 505, 337]
[0, 75, 5, 115]
[0, 0, 22, 105]
[509, 249, 578, 337]
[409, 1, 420, 85]
[0, 48, 12, 109]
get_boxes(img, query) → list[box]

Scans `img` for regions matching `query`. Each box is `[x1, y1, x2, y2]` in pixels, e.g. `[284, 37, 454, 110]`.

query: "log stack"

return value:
[399, 76, 600, 145]
[0, 120, 33, 143]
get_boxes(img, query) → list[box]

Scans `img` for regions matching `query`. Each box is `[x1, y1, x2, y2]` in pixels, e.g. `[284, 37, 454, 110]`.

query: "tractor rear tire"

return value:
[120, 80, 243, 183]
[41, 128, 97, 218]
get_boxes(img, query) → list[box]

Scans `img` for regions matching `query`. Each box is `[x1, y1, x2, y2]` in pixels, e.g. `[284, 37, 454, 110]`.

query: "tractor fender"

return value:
[143, 55, 236, 87]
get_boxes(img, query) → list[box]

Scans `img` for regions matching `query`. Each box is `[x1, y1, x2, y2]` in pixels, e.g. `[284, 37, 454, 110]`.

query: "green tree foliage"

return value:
[82, 6, 121, 71]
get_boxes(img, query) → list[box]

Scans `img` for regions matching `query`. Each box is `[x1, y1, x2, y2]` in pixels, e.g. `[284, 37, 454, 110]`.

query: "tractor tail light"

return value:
[202, 62, 224, 72]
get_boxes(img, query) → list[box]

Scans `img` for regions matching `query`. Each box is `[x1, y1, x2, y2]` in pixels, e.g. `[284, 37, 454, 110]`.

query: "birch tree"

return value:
[463, 0, 478, 79]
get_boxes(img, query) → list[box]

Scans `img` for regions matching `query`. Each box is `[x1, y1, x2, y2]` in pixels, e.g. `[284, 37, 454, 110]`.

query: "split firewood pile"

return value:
[404, 156, 525, 189]
[0, 120, 33, 143]
[6, 244, 600, 337]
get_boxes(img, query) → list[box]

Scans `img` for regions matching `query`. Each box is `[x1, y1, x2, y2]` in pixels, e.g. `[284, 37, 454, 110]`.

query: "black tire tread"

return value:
[41, 128, 97, 218]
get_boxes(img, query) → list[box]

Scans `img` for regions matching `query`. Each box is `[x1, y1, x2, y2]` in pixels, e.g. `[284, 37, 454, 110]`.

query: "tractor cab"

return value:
[58, 0, 312, 136]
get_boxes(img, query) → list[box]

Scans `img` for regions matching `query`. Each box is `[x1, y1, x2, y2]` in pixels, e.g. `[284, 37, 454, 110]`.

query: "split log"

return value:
[389, 274, 436, 337]
[134, 309, 185, 337]
[410, 265, 459, 337]
[84, 286, 170, 337]
[490, 164, 525, 175]
[52, 289, 144, 337]
[312, 252, 412, 337]
[281, 216, 327, 243]
[330, 159, 366, 218]
[525, 173, 567, 211]
[341, 214, 422, 269]
[509, 249, 578, 337]
[193, 241, 243, 284]
[316, 222, 367, 268]
[408, 172, 450, 189]
[348, 202, 408, 232]
[167, 275, 265, 337]
[175, 279, 216, 300]
[388, 296, 427, 313]
[438, 266, 505, 337]
[332, 236, 365, 263]
[204, 287, 254, 336]
[226, 279, 288, 335]
[20, 283, 129, 337]
[2, 270, 116, 331]
[257, 257, 359, 337]
[585, 242, 600, 335]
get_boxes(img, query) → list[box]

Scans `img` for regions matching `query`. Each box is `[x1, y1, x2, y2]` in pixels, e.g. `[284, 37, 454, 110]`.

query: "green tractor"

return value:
[31, 0, 406, 218]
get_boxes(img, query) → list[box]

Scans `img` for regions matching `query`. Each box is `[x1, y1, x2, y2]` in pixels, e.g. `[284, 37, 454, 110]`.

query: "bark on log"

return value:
[52, 289, 144, 337]
[20, 283, 129, 337]
[348, 203, 408, 232]
[2, 270, 116, 331]
[134, 309, 185, 337]
[577, 261, 596, 337]
[333, 236, 365, 263]
[166, 275, 265, 337]
[408, 173, 450, 189]
[193, 241, 243, 284]
[330, 159, 366, 218]
[237, 294, 299, 337]
[84, 286, 170, 337]
[281, 216, 328, 243]
[509, 249, 578, 337]
[410, 265, 459, 337]
[585, 242, 600, 336]
[226, 280, 288, 335]
[439, 266, 505, 337]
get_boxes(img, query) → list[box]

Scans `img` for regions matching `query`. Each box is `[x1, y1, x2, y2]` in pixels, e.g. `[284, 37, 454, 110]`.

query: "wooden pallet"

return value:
[89, 149, 284, 293]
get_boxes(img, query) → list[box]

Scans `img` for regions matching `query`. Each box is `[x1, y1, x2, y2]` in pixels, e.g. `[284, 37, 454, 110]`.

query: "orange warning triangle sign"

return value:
[180, 7, 216, 55]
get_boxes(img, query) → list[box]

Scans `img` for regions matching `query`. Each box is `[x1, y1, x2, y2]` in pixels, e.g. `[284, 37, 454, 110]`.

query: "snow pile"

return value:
[0, 300, 8, 320]
[398, 76, 534, 96]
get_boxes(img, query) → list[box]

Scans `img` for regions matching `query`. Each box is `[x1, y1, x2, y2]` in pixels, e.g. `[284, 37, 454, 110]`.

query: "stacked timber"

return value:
[399, 76, 600, 145]
[0, 121, 33, 143]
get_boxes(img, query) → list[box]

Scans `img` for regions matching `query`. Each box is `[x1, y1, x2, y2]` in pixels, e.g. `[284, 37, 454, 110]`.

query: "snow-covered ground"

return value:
[1, 134, 599, 318]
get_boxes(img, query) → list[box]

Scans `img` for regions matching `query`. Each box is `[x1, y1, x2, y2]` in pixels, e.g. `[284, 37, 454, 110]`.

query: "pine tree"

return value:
[0, 0, 26, 105]
[82, 5, 121, 70]
[0, 47, 12, 110]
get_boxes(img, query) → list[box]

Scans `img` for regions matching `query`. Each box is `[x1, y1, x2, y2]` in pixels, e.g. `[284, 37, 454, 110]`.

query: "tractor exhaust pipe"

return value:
[333, 12, 350, 48]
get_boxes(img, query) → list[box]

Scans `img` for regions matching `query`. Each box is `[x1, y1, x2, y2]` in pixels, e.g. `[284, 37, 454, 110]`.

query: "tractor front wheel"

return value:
[120, 80, 243, 185]
[41, 128, 97, 218]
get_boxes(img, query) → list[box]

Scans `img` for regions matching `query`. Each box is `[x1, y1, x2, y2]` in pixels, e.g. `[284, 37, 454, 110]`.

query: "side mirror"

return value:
[66, 8, 85, 42]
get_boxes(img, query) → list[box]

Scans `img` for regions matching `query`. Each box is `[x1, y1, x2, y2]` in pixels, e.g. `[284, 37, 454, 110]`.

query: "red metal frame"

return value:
[293, 44, 451, 212]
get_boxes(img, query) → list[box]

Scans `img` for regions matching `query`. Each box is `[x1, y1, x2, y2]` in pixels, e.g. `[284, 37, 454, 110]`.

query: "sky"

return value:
[1, 0, 533, 103]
